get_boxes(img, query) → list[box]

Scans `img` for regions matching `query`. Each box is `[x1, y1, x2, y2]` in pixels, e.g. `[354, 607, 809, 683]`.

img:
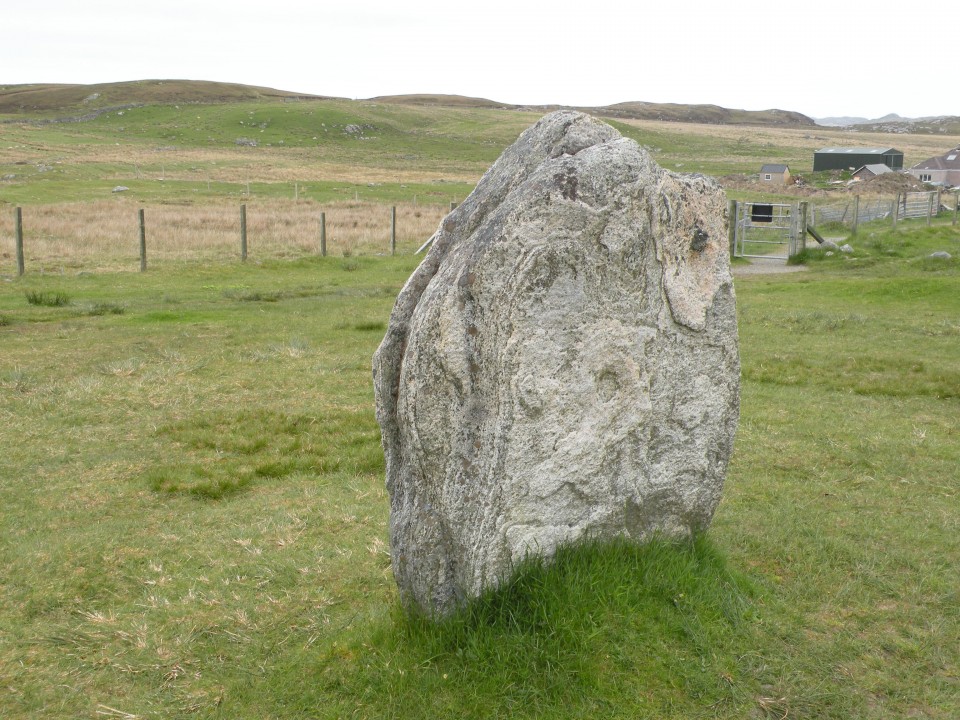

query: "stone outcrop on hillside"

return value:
[373, 111, 740, 617]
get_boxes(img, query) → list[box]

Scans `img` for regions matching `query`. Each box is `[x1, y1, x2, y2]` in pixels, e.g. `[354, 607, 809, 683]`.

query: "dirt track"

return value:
[732, 257, 808, 275]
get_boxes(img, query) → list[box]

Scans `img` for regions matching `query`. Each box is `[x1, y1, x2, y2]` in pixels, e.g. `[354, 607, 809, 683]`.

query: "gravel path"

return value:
[732, 257, 808, 276]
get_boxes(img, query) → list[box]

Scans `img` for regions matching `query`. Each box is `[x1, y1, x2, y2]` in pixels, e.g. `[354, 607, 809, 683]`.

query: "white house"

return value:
[908, 147, 960, 187]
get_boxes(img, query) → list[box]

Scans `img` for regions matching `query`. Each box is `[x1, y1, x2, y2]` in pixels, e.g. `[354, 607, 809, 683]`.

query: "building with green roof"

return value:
[813, 147, 903, 172]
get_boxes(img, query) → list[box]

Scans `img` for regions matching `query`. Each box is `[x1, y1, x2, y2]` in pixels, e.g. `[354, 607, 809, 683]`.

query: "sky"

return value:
[4, 0, 952, 120]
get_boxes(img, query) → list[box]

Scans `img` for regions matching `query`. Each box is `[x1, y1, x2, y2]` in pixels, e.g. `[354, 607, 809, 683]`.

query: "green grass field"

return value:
[1, 215, 958, 718]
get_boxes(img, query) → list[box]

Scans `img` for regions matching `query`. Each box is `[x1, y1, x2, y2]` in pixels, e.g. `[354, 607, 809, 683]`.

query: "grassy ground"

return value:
[1, 217, 958, 718]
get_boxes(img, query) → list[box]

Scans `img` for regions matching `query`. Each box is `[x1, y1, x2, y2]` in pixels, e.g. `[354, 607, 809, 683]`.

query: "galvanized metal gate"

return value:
[732, 201, 803, 260]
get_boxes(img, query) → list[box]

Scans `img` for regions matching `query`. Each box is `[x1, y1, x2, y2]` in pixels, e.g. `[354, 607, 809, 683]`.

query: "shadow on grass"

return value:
[284, 536, 766, 719]
[144, 407, 384, 499]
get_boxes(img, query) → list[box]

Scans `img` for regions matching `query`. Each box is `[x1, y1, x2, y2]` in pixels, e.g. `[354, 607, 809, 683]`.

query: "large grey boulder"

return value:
[373, 111, 739, 617]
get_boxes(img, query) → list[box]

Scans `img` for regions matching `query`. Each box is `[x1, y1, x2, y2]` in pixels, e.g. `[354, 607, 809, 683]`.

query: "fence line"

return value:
[811, 190, 955, 230]
[0, 200, 451, 275]
[4, 191, 957, 275]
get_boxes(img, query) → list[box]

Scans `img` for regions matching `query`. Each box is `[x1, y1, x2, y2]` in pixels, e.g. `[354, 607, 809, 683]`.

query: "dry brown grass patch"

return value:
[0, 199, 448, 270]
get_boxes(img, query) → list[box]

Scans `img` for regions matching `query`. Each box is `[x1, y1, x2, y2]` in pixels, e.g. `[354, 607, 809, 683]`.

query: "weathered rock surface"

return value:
[373, 111, 740, 617]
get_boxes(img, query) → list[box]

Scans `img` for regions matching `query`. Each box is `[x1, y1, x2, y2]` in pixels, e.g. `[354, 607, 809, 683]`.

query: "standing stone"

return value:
[373, 111, 739, 617]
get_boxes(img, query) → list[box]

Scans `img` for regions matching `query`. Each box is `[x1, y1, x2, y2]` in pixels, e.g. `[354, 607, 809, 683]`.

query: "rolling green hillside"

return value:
[368, 95, 816, 126]
[0, 93, 538, 205]
[1, 80, 958, 207]
[2, 80, 814, 127]
[0, 79, 332, 116]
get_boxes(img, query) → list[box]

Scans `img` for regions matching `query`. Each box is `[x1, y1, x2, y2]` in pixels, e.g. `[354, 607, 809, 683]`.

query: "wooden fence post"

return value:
[893, 193, 900, 227]
[449, 201, 458, 211]
[727, 199, 737, 258]
[927, 192, 934, 226]
[851, 195, 860, 234]
[15, 207, 24, 277]
[240, 204, 248, 261]
[320, 212, 327, 256]
[138, 209, 147, 272]
[954, 192, 959, 225]
[390, 206, 396, 256]
[799, 200, 809, 252]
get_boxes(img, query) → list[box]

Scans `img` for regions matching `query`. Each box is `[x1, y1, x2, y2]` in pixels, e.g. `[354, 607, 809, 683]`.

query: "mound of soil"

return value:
[718, 171, 932, 199]
[845, 172, 928, 195]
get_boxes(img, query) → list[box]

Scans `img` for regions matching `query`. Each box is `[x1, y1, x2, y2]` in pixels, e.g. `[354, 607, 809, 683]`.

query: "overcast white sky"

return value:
[4, 1, 951, 119]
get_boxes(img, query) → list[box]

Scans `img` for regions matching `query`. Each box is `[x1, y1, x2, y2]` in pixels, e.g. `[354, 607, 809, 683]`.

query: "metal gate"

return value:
[900, 191, 938, 220]
[732, 201, 803, 260]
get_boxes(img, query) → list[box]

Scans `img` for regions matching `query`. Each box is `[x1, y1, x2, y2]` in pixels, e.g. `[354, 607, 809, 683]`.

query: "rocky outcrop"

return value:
[373, 111, 740, 617]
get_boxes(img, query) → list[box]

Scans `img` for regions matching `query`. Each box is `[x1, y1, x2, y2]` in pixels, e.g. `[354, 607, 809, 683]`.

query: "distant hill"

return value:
[848, 116, 960, 135]
[0, 80, 815, 128]
[0, 79, 335, 116]
[371, 94, 815, 127]
[815, 112, 960, 135]
[366, 94, 513, 109]
[816, 113, 905, 126]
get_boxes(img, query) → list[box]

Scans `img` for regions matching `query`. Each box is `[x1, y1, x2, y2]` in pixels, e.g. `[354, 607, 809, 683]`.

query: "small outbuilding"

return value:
[852, 164, 894, 181]
[907, 147, 960, 187]
[760, 164, 790, 185]
[814, 147, 904, 172]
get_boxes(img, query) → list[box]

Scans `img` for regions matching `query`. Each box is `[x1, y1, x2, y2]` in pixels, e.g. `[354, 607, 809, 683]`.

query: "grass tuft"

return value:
[0, 366, 31, 392]
[84, 302, 125, 316]
[144, 464, 254, 499]
[24, 290, 70, 307]
[352, 321, 386, 332]
[225, 289, 282, 302]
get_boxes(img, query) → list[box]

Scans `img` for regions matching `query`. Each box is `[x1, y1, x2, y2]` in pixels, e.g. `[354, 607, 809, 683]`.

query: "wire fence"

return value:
[0, 199, 453, 275]
[813, 197, 895, 225]
[811, 190, 959, 229]
[4, 191, 958, 276]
